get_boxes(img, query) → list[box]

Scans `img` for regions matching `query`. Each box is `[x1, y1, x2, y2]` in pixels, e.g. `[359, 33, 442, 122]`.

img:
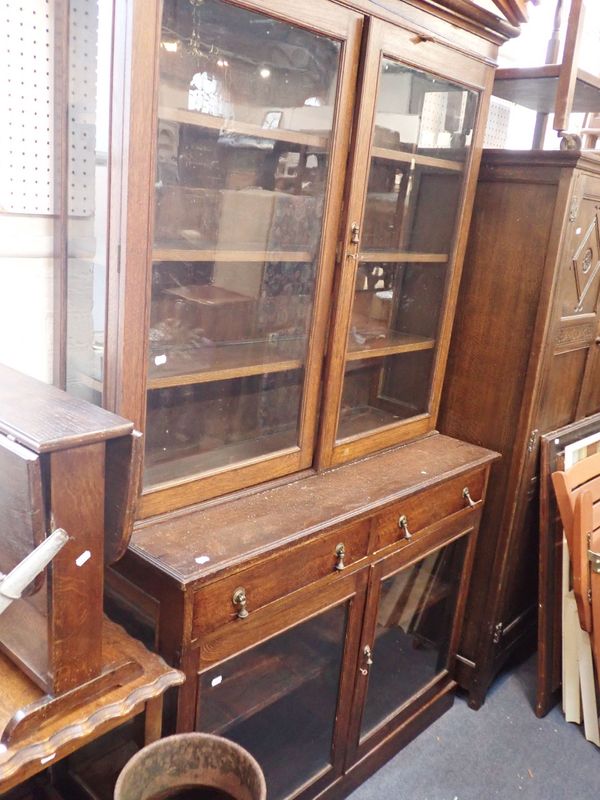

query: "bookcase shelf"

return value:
[159, 106, 329, 149]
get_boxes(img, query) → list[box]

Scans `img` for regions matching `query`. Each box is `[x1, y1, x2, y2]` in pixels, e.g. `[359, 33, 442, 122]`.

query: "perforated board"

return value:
[0, 1, 55, 215]
[484, 98, 510, 149]
[0, 0, 98, 217]
[67, 0, 98, 218]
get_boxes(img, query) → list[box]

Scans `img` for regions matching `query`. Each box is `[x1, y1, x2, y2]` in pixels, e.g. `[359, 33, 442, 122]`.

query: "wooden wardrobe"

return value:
[440, 149, 600, 709]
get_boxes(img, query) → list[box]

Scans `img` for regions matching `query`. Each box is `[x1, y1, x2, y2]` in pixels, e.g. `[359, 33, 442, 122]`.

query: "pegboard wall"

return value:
[0, 1, 55, 215]
[0, 0, 98, 217]
[484, 98, 510, 149]
[67, 0, 98, 218]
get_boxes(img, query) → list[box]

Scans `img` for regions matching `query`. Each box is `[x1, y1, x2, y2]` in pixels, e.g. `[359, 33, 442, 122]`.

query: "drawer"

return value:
[192, 519, 370, 639]
[373, 468, 486, 552]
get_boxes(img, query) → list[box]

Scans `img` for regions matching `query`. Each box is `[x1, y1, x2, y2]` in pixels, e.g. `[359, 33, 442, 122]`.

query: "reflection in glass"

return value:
[65, 2, 114, 402]
[198, 604, 348, 800]
[146, 0, 341, 487]
[360, 536, 467, 740]
[337, 58, 477, 442]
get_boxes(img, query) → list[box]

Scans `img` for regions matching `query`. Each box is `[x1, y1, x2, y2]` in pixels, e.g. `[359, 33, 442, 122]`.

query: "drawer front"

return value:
[192, 519, 370, 639]
[373, 468, 486, 552]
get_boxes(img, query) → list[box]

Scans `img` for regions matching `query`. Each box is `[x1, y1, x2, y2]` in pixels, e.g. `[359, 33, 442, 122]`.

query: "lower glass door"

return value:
[197, 602, 350, 800]
[357, 535, 468, 751]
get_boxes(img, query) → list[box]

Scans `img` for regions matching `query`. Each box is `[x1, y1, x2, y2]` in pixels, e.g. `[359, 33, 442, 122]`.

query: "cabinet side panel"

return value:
[439, 175, 557, 657]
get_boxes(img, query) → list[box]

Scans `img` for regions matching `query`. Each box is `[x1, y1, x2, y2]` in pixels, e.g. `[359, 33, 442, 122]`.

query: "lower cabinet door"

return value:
[348, 526, 474, 763]
[195, 571, 367, 800]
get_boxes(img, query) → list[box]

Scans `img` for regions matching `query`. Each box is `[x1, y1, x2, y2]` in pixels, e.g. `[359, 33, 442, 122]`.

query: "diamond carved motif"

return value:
[572, 213, 600, 313]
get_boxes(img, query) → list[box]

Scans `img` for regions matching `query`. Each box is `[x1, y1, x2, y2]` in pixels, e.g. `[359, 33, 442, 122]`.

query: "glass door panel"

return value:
[145, 0, 344, 489]
[335, 56, 477, 443]
[360, 535, 467, 742]
[198, 603, 348, 800]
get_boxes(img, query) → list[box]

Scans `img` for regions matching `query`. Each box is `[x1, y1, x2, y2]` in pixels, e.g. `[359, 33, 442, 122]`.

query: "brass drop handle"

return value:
[350, 222, 361, 245]
[463, 487, 482, 509]
[335, 542, 346, 571]
[232, 587, 249, 619]
[398, 514, 412, 540]
[359, 644, 374, 676]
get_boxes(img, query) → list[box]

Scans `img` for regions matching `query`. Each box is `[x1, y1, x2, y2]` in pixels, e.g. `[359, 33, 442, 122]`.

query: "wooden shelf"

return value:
[148, 339, 305, 389]
[372, 146, 464, 173]
[201, 645, 325, 737]
[347, 332, 435, 361]
[158, 106, 329, 149]
[493, 65, 600, 114]
[144, 428, 298, 490]
[337, 406, 407, 440]
[153, 246, 314, 263]
[359, 252, 448, 264]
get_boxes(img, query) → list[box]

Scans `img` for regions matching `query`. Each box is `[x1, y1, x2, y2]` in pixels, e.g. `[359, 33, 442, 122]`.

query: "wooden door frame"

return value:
[191, 568, 369, 798]
[316, 15, 493, 469]
[345, 519, 477, 765]
[112, 0, 364, 518]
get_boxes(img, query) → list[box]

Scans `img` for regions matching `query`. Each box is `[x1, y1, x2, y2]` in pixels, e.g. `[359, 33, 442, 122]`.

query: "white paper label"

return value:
[76, 550, 91, 567]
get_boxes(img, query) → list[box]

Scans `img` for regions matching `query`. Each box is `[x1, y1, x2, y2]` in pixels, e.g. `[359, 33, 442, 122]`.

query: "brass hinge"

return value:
[492, 622, 504, 644]
[588, 549, 600, 575]
[527, 429, 539, 453]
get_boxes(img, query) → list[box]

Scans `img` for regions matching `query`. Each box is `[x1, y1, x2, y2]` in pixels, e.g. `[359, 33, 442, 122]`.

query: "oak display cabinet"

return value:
[59, 0, 517, 797]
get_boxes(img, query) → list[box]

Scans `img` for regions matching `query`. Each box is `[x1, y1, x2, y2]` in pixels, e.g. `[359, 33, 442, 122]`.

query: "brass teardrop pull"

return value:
[463, 487, 482, 509]
[335, 542, 346, 571]
[232, 586, 249, 619]
[398, 514, 412, 540]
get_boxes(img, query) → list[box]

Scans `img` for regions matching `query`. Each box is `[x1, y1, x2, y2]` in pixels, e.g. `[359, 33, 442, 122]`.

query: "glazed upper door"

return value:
[318, 18, 489, 468]
[124, 0, 362, 516]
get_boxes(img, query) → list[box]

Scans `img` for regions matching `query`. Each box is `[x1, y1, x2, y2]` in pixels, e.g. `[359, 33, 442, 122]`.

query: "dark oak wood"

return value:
[0, 364, 132, 454]
[49, 444, 106, 694]
[0, 619, 183, 795]
[127, 434, 495, 585]
[88, 2, 510, 798]
[0, 436, 45, 592]
[0, 366, 151, 756]
[109, 432, 497, 800]
[440, 150, 600, 709]
[104, 430, 144, 564]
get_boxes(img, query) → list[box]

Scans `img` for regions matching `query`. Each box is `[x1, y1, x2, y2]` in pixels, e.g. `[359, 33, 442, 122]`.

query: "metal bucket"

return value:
[114, 733, 267, 800]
